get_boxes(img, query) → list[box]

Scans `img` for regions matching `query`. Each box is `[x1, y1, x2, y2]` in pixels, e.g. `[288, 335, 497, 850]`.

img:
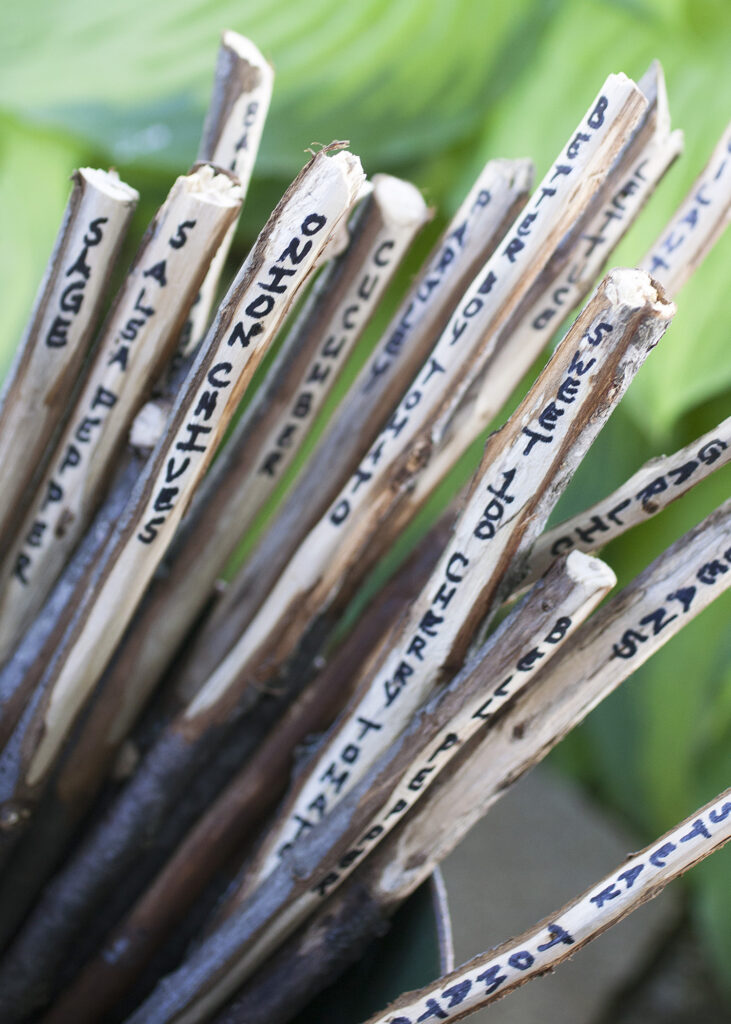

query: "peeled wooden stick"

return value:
[83, 172, 427, 758]
[243, 268, 673, 881]
[122, 554, 614, 1024]
[0, 149, 364, 874]
[406, 61, 682, 509]
[210, 499, 731, 1024]
[180, 31, 274, 355]
[0, 166, 243, 669]
[134, 156, 533, 715]
[41, 517, 453, 1024]
[640, 119, 731, 294]
[0, 169, 138, 547]
[522, 414, 731, 586]
[365, 788, 731, 1024]
[166, 70, 651, 704]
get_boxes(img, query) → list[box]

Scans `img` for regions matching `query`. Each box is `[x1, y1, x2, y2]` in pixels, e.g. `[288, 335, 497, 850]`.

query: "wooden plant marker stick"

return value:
[162, 157, 534, 708]
[406, 61, 682, 510]
[180, 31, 274, 355]
[0, 166, 244, 668]
[122, 553, 614, 1024]
[522, 414, 731, 586]
[211, 499, 731, 1024]
[41, 517, 454, 1024]
[0, 150, 364, 875]
[245, 268, 673, 882]
[0, 169, 138, 547]
[640, 119, 731, 294]
[365, 788, 731, 1024]
[83, 172, 427, 762]
[170, 74, 646, 737]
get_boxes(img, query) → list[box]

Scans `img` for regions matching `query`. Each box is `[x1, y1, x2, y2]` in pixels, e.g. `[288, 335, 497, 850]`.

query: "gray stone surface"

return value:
[440, 765, 679, 1023]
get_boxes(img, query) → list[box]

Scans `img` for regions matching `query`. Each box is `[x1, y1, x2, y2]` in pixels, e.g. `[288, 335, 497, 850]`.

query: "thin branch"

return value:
[0, 168, 138, 550]
[366, 788, 731, 1024]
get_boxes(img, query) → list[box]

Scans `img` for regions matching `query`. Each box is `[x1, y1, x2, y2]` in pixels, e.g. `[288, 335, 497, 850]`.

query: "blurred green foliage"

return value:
[1, 0, 729, 995]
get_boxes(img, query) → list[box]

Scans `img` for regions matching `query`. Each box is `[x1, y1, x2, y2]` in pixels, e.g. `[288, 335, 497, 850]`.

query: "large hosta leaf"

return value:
[0, 0, 543, 176]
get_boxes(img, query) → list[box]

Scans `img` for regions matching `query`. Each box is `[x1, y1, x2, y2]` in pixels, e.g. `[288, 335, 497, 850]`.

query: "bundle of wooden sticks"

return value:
[0, 30, 729, 1024]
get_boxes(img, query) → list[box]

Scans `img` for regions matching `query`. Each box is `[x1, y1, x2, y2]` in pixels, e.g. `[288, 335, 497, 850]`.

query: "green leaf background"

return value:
[1, 0, 729, 996]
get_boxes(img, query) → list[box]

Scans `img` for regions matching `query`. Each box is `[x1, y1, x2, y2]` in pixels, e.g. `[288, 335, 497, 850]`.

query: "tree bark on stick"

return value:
[40, 514, 453, 1024]
[0, 149, 364, 880]
[0, 168, 138, 551]
[208, 498, 731, 1024]
[365, 788, 731, 1024]
[0, 166, 243, 668]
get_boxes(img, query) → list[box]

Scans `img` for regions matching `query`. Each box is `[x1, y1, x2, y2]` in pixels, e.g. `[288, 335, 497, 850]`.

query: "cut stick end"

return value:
[371, 174, 431, 229]
[183, 164, 244, 206]
[564, 549, 617, 594]
[320, 147, 367, 206]
[603, 266, 676, 321]
[77, 167, 139, 204]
